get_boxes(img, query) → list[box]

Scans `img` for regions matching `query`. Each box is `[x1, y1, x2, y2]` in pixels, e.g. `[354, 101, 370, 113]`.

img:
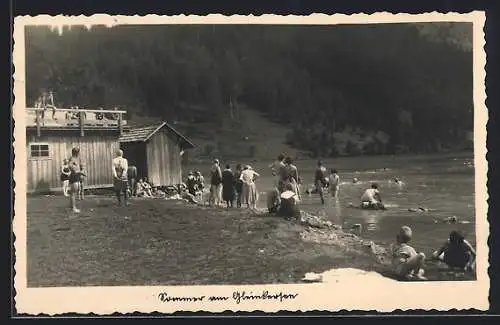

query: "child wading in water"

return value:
[432, 230, 476, 271]
[329, 168, 340, 199]
[391, 226, 427, 281]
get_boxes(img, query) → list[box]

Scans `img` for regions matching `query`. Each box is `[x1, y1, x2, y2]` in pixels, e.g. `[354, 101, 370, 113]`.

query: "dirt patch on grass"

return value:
[25, 195, 474, 287]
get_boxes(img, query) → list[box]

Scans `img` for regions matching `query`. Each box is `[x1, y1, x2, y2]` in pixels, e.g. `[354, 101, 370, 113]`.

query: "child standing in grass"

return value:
[60, 159, 71, 197]
[391, 226, 427, 280]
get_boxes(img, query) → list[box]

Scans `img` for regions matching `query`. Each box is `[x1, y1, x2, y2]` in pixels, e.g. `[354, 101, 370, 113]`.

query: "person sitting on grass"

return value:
[267, 187, 281, 214]
[432, 230, 476, 272]
[360, 183, 385, 210]
[391, 226, 427, 281]
[142, 179, 153, 197]
[135, 179, 145, 197]
[186, 171, 197, 196]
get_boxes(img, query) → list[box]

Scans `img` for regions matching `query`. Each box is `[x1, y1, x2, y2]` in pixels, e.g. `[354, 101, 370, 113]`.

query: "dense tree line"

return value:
[25, 23, 473, 156]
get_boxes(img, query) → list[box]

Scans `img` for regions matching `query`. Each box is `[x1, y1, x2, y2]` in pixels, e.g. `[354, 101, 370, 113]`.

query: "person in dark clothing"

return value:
[278, 183, 300, 220]
[186, 171, 198, 196]
[433, 230, 476, 271]
[222, 164, 236, 208]
[314, 160, 329, 204]
[234, 164, 243, 208]
[209, 159, 223, 207]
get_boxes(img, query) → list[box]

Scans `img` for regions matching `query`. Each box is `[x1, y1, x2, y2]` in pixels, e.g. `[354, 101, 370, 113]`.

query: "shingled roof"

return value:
[118, 122, 195, 148]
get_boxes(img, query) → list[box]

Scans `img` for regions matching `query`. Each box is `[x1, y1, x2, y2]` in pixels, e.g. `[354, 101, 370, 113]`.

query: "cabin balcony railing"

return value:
[26, 107, 128, 137]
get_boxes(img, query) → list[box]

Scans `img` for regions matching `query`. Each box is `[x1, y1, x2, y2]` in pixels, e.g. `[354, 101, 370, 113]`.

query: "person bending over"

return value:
[361, 183, 385, 210]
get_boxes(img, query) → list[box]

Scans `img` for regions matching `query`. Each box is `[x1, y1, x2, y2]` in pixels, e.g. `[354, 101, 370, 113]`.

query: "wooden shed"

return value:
[119, 122, 195, 187]
[25, 107, 128, 193]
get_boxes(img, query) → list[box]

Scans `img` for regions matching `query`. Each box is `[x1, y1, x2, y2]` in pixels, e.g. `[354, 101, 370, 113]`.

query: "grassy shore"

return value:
[26, 195, 475, 287]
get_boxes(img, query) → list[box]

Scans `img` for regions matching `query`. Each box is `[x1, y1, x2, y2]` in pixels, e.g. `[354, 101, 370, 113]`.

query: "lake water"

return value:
[187, 152, 476, 257]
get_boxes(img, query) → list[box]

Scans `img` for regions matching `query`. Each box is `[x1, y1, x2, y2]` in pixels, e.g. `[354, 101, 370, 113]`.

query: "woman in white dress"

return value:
[239, 165, 260, 209]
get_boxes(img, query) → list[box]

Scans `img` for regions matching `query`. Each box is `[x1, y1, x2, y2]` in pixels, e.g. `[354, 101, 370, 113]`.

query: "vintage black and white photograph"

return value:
[13, 13, 488, 314]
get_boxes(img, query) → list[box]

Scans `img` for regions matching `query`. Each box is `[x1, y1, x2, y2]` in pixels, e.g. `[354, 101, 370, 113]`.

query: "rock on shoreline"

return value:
[296, 210, 390, 265]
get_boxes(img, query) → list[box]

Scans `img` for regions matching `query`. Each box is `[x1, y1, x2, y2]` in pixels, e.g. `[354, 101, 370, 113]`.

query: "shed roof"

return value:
[118, 122, 195, 149]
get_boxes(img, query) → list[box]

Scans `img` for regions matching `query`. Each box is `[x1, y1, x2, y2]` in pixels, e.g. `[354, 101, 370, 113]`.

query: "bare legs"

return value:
[69, 182, 80, 213]
[396, 252, 427, 280]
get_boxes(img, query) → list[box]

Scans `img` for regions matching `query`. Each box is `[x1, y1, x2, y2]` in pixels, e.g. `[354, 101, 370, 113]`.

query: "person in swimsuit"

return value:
[60, 159, 71, 197]
[112, 149, 129, 206]
[68, 147, 82, 213]
[314, 160, 329, 204]
[329, 168, 340, 199]
[127, 165, 138, 197]
[78, 164, 87, 200]
[432, 230, 476, 271]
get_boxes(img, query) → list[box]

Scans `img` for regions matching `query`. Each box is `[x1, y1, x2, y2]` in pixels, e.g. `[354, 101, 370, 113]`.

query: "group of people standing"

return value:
[61, 148, 148, 213]
[201, 159, 261, 209]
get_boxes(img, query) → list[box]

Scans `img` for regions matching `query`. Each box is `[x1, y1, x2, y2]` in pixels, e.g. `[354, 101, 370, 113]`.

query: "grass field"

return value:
[26, 195, 390, 287]
[26, 194, 475, 287]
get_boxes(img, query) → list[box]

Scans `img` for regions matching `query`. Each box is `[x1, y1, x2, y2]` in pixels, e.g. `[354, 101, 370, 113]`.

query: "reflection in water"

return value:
[364, 213, 379, 232]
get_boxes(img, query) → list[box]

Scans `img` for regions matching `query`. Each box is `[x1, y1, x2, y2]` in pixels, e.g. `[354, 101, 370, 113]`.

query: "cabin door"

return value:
[120, 142, 148, 180]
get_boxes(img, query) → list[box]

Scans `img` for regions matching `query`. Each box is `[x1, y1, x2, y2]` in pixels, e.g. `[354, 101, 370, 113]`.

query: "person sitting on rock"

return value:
[392, 226, 427, 281]
[360, 183, 385, 210]
[432, 230, 476, 271]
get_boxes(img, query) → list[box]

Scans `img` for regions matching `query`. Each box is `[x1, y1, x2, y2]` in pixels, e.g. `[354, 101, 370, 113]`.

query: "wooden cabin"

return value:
[119, 122, 195, 187]
[26, 107, 128, 193]
[26, 103, 195, 193]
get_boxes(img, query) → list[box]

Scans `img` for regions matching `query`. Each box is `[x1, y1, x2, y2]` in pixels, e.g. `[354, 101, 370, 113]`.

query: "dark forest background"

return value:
[25, 23, 473, 158]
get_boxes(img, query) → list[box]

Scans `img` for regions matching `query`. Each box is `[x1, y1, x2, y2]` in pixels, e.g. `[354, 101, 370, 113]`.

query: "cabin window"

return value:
[30, 143, 50, 158]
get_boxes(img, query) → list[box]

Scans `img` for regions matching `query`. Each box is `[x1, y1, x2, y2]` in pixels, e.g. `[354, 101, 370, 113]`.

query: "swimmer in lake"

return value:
[352, 177, 359, 184]
[360, 183, 385, 210]
[393, 177, 404, 186]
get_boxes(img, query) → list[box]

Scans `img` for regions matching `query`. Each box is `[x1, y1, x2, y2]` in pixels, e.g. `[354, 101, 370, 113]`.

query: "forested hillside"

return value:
[25, 23, 473, 158]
